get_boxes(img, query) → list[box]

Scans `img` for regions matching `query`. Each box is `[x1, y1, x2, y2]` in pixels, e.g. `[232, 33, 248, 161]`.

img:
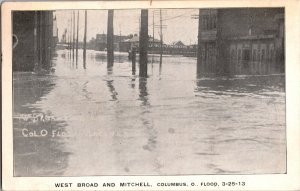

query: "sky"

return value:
[55, 9, 199, 45]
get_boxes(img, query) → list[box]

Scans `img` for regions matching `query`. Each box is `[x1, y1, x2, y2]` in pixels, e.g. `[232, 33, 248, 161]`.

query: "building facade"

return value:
[198, 8, 284, 75]
[13, 11, 56, 72]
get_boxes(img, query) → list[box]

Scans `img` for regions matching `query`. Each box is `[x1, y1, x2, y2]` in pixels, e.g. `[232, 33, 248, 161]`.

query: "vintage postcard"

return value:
[1, 0, 300, 190]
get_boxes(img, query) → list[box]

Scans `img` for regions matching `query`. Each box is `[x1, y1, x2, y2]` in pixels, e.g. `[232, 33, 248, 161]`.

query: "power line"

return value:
[148, 9, 198, 27]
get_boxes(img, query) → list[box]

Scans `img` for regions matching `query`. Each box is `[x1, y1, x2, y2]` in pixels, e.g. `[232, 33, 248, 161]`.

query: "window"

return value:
[212, 15, 217, 29]
[238, 49, 242, 60]
[202, 16, 208, 31]
[207, 16, 211, 30]
[269, 48, 274, 61]
[231, 49, 235, 60]
[206, 16, 209, 30]
[243, 49, 250, 61]
[202, 15, 217, 30]
[253, 49, 257, 61]
[261, 49, 265, 61]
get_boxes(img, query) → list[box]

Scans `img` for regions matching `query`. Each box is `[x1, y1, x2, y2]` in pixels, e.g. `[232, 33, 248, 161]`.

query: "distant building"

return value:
[119, 34, 162, 52]
[170, 41, 186, 48]
[119, 35, 197, 56]
[95, 33, 129, 51]
[119, 34, 139, 52]
[199, 8, 284, 75]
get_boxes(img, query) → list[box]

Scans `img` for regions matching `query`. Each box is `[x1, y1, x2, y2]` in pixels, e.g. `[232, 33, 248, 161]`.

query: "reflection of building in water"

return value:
[199, 8, 284, 75]
[13, 11, 57, 72]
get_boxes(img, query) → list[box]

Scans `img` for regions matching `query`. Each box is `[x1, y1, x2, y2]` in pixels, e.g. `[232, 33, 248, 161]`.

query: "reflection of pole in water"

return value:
[139, 78, 149, 106]
[83, 10, 87, 69]
[76, 10, 79, 68]
[107, 65, 113, 75]
[132, 47, 136, 75]
[138, 78, 158, 158]
[139, 9, 148, 77]
[107, 10, 114, 68]
[106, 80, 118, 101]
[159, 56, 162, 75]
[106, 68, 118, 101]
[131, 77, 136, 89]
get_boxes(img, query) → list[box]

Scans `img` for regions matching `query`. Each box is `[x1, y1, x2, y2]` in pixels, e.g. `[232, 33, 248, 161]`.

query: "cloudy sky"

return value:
[55, 9, 199, 45]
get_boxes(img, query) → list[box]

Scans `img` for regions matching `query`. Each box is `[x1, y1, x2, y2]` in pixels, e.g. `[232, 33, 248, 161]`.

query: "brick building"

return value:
[198, 8, 284, 75]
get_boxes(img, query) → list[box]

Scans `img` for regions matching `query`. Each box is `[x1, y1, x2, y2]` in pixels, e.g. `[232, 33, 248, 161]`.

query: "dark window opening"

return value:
[243, 49, 250, 61]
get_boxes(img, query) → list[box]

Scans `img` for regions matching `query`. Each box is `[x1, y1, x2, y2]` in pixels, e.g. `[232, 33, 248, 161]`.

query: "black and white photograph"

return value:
[4, 1, 300, 190]
[11, 7, 287, 177]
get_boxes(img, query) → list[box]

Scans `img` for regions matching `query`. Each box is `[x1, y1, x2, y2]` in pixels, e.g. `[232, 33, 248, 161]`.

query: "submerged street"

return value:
[13, 50, 286, 176]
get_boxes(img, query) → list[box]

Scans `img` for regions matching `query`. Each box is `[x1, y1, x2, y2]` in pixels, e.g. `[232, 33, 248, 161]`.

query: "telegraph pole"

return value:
[76, 10, 79, 66]
[139, 9, 148, 77]
[68, 14, 71, 60]
[160, 9, 163, 61]
[152, 11, 155, 63]
[154, 9, 166, 68]
[153, 11, 155, 44]
[72, 11, 75, 62]
[197, 9, 201, 75]
[33, 11, 38, 71]
[83, 10, 87, 68]
[70, 12, 73, 60]
[191, 10, 201, 76]
[107, 10, 114, 68]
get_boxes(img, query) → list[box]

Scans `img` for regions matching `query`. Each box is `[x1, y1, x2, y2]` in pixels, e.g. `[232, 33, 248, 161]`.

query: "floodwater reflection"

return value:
[138, 78, 149, 106]
[13, 73, 70, 176]
[13, 49, 286, 176]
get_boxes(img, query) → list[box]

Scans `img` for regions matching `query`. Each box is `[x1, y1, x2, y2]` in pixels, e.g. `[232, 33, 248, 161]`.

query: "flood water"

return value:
[13, 49, 286, 176]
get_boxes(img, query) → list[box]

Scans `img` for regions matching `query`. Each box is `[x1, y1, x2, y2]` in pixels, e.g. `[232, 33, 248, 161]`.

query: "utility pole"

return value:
[69, 18, 72, 60]
[152, 11, 155, 63]
[33, 11, 38, 71]
[39, 11, 44, 69]
[70, 12, 72, 60]
[139, 17, 141, 35]
[192, 10, 201, 76]
[119, 23, 121, 62]
[160, 9, 163, 61]
[83, 10, 87, 69]
[139, 9, 148, 77]
[154, 9, 167, 67]
[153, 11, 155, 44]
[107, 10, 114, 68]
[197, 9, 201, 75]
[67, 22, 69, 50]
[41, 12, 46, 69]
[76, 10, 79, 66]
[72, 11, 75, 62]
